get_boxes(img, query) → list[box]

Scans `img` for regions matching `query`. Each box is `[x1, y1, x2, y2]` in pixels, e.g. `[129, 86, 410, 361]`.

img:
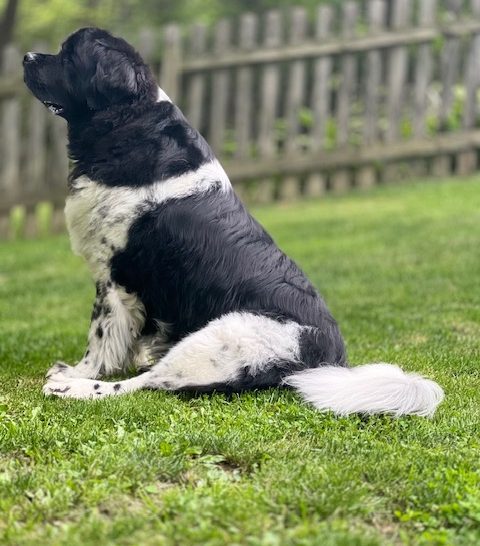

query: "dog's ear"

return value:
[86, 43, 140, 110]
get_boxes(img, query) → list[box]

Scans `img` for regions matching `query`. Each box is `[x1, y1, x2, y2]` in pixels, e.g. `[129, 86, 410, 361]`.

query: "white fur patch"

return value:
[44, 312, 303, 398]
[65, 160, 231, 278]
[145, 312, 303, 387]
[284, 363, 444, 417]
[157, 86, 171, 103]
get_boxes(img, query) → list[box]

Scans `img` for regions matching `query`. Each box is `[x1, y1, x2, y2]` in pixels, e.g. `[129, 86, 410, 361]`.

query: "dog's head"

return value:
[23, 27, 157, 120]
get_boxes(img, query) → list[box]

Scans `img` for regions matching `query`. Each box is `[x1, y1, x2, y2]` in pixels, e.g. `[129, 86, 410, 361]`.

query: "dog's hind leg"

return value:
[46, 282, 145, 380]
[43, 312, 305, 399]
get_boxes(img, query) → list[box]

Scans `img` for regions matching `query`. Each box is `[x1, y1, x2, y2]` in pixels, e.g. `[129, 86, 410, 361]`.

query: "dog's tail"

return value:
[283, 363, 444, 417]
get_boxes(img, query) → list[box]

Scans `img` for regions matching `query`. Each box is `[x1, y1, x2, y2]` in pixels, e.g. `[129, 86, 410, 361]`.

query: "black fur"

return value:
[110, 189, 346, 369]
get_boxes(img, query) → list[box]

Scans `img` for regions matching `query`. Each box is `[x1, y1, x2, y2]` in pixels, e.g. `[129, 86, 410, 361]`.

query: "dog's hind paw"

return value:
[45, 361, 72, 379]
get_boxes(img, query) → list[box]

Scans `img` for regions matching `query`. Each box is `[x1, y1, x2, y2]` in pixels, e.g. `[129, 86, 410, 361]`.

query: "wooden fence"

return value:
[2, 0, 480, 238]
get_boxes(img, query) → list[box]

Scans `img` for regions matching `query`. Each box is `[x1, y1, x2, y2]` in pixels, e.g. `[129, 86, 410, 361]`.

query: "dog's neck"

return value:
[66, 99, 213, 189]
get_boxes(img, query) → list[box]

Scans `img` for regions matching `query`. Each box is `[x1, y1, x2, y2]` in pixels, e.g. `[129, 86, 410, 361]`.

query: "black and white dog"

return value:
[23, 28, 443, 416]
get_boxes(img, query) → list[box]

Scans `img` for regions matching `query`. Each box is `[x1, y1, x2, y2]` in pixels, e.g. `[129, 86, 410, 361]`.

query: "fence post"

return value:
[160, 24, 182, 102]
[255, 10, 282, 204]
[358, 0, 386, 189]
[209, 19, 231, 155]
[185, 23, 207, 130]
[457, 0, 480, 175]
[0, 45, 21, 209]
[331, 1, 358, 194]
[305, 4, 333, 198]
[280, 7, 308, 201]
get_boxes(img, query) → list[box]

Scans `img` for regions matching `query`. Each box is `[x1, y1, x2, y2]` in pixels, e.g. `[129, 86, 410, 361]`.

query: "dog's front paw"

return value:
[43, 377, 109, 400]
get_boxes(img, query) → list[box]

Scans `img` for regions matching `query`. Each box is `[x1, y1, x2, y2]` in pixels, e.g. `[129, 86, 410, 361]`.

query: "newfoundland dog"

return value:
[23, 27, 443, 416]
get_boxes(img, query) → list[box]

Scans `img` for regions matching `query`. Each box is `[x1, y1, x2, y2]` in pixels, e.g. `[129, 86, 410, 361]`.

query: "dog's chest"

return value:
[65, 177, 143, 279]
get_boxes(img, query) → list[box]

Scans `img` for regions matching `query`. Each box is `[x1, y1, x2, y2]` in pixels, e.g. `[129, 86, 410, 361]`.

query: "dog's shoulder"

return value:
[65, 157, 232, 279]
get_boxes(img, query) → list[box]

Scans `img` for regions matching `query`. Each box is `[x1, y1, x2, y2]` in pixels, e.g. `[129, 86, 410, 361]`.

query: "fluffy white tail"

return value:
[283, 363, 444, 417]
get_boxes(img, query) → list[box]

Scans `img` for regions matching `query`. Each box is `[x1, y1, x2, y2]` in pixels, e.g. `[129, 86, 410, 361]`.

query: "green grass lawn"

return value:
[1, 177, 480, 546]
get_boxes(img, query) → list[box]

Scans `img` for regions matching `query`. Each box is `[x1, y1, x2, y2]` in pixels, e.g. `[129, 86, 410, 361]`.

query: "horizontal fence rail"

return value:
[2, 0, 480, 238]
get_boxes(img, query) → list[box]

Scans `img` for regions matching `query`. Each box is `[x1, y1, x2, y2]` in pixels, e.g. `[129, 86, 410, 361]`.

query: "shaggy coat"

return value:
[23, 28, 443, 415]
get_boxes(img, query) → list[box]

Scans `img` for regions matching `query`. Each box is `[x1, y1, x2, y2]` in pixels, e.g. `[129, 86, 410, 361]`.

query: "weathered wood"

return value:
[386, 0, 412, 142]
[279, 175, 301, 200]
[26, 98, 47, 192]
[0, 214, 9, 239]
[181, 22, 480, 72]
[137, 27, 156, 62]
[439, 0, 462, 129]
[252, 179, 276, 204]
[235, 13, 257, 159]
[360, 0, 386, 189]
[357, 165, 377, 189]
[0, 76, 22, 99]
[304, 172, 326, 198]
[0, 45, 21, 200]
[222, 129, 480, 182]
[337, 1, 358, 147]
[285, 7, 308, 155]
[333, 3, 358, 193]
[430, 155, 451, 177]
[311, 5, 333, 152]
[257, 10, 282, 203]
[26, 45, 48, 195]
[49, 114, 69, 193]
[185, 23, 207, 130]
[463, 0, 480, 128]
[383, 162, 410, 184]
[209, 19, 231, 153]
[160, 24, 182, 101]
[258, 10, 282, 158]
[331, 170, 352, 194]
[52, 206, 66, 234]
[456, 150, 477, 175]
[364, 0, 386, 145]
[413, 0, 436, 138]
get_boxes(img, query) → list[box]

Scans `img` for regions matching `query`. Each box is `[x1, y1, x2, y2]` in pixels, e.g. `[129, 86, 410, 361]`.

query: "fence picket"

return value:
[330, 2, 358, 193]
[209, 19, 231, 154]
[364, 0, 385, 145]
[337, 1, 358, 147]
[258, 10, 282, 158]
[26, 88, 47, 195]
[305, 5, 335, 198]
[281, 8, 309, 200]
[386, 0, 412, 143]
[186, 23, 207, 130]
[413, 0, 436, 139]
[255, 10, 282, 203]
[359, 0, 386, 189]
[439, 0, 462, 130]
[0, 45, 21, 206]
[311, 5, 333, 152]
[235, 13, 257, 159]
[160, 24, 182, 101]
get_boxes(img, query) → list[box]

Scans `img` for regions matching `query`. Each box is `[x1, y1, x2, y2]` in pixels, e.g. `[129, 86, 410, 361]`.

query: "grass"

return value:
[1, 176, 480, 545]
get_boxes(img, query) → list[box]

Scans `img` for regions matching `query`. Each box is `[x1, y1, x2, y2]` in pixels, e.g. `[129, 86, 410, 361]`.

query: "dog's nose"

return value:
[23, 52, 37, 65]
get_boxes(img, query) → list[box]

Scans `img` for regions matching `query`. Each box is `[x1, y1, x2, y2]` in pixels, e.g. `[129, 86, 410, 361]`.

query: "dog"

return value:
[23, 27, 444, 416]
